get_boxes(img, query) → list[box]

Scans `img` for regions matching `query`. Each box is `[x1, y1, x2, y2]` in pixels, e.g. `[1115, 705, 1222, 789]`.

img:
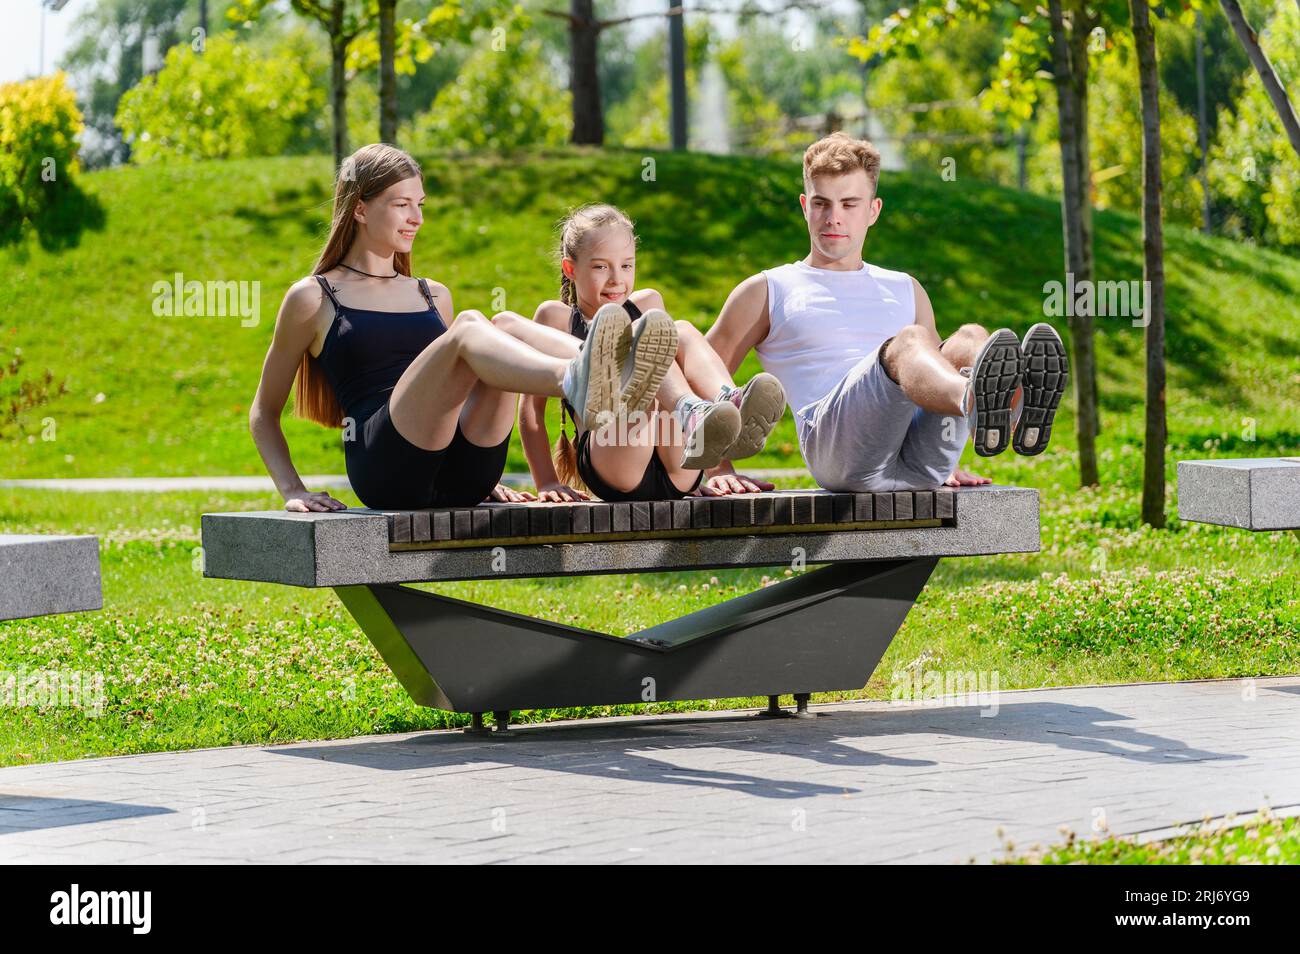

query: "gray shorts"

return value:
[799, 343, 968, 492]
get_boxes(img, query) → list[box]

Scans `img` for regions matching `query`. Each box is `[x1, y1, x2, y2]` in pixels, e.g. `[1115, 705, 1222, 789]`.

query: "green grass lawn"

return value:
[999, 809, 1300, 864]
[1, 148, 1298, 769]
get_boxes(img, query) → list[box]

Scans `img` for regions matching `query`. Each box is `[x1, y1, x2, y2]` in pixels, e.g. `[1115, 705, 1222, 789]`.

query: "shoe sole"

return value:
[970, 328, 1023, 458]
[580, 308, 630, 431]
[1013, 322, 1068, 456]
[620, 309, 678, 417]
[724, 372, 786, 461]
[680, 401, 742, 471]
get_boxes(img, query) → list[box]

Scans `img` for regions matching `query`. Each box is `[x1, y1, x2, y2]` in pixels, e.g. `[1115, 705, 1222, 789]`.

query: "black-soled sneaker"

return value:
[1013, 322, 1069, 456]
[961, 328, 1023, 457]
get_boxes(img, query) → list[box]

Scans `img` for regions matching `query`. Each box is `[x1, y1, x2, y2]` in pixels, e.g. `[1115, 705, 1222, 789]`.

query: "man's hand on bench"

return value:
[944, 467, 992, 487]
[697, 461, 775, 496]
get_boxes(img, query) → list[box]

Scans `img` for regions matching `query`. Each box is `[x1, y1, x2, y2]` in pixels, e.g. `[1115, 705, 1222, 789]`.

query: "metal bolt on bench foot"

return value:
[754, 694, 795, 719]
[464, 712, 493, 736]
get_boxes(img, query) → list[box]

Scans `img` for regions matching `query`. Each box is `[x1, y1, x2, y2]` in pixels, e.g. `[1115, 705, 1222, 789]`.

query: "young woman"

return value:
[492, 204, 786, 503]
[248, 146, 675, 513]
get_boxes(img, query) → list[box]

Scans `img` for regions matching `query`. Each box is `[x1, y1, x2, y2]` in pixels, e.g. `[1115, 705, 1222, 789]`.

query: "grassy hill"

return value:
[2, 147, 1298, 486]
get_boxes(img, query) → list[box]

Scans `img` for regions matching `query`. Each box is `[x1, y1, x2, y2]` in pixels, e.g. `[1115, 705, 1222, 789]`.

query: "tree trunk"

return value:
[331, 2, 349, 171]
[1131, 0, 1167, 528]
[668, 2, 688, 149]
[1220, 0, 1300, 159]
[1195, 11, 1212, 233]
[1067, 0, 1097, 440]
[570, 0, 603, 145]
[379, 0, 398, 145]
[1047, 0, 1100, 487]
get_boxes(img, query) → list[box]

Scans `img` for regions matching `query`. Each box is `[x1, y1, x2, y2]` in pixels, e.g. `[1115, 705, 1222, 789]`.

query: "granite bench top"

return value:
[0, 534, 103, 622]
[201, 485, 1040, 586]
[1177, 458, 1300, 531]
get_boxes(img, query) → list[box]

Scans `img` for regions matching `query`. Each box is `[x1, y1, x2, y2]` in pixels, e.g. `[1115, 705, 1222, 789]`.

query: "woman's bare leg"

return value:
[389, 310, 567, 451]
[490, 311, 581, 359]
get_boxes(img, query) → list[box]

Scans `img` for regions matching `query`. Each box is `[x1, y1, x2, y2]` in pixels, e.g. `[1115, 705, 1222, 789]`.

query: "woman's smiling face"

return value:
[357, 175, 425, 251]
[565, 225, 636, 312]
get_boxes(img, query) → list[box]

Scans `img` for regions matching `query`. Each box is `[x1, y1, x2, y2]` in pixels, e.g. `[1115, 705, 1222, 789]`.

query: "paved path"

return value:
[2, 677, 1297, 864]
[0, 470, 811, 493]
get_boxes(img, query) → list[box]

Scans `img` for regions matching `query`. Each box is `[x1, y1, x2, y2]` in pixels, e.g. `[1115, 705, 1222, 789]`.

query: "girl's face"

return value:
[565, 226, 636, 312]
[356, 175, 425, 253]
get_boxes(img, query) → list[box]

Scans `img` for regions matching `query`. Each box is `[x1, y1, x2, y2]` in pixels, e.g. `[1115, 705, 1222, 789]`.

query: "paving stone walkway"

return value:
[2, 676, 1297, 864]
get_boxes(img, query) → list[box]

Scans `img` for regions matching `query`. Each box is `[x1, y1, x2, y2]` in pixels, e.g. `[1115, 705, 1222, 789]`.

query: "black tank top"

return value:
[313, 274, 447, 419]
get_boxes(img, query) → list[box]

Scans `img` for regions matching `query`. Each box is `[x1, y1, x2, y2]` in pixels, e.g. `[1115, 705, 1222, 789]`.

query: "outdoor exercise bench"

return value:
[201, 486, 1039, 732]
[0, 534, 102, 622]
[1177, 458, 1300, 532]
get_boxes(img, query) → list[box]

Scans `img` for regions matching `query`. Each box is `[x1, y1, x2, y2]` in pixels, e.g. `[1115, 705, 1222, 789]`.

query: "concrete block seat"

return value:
[201, 486, 1039, 731]
[1177, 458, 1300, 531]
[0, 534, 102, 622]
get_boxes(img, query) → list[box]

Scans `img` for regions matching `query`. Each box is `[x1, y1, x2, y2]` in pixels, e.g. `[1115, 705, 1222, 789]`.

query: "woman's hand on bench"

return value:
[490, 483, 540, 503]
[534, 482, 589, 503]
[284, 489, 348, 512]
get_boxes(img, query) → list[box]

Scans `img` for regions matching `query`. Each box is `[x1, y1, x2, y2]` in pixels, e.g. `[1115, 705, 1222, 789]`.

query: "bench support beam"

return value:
[333, 558, 937, 718]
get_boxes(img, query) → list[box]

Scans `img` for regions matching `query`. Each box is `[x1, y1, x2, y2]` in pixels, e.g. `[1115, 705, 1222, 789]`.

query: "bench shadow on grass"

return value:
[0, 795, 172, 835]
[269, 700, 1239, 800]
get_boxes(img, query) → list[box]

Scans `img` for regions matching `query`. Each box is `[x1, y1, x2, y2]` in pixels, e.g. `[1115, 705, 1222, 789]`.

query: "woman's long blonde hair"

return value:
[293, 143, 424, 428]
[553, 204, 637, 488]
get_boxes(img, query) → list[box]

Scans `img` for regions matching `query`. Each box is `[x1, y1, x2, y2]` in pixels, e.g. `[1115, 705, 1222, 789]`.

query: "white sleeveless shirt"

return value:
[756, 259, 917, 438]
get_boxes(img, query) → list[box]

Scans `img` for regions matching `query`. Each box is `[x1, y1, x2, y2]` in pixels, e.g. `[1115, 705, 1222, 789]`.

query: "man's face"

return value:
[799, 169, 882, 262]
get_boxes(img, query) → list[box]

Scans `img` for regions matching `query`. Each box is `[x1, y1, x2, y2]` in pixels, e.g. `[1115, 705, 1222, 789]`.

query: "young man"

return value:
[703, 132, 1067, 494]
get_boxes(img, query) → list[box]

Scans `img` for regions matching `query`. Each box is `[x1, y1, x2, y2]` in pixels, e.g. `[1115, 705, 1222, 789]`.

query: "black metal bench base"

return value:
[333, 557, 938, 732]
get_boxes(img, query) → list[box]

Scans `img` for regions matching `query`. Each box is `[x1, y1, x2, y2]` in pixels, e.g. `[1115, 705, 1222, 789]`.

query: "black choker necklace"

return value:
[340, 262, 399, 279]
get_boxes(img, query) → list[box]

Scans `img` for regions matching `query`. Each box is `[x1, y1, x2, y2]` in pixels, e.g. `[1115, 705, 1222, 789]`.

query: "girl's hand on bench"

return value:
[535, 483, 589, 502]
[284, 489, 348, 512]
[490, 483, 539, 503]
[696, 472, 774, 496]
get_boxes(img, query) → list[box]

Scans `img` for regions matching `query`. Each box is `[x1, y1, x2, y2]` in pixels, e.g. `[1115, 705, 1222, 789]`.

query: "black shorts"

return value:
[344, 400, 509, 510]
[575, 427, 702, 502]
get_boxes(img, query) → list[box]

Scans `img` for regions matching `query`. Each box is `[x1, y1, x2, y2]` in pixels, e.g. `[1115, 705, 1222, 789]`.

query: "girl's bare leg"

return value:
[653, 403, 707, 493]
[674, 320, 734, 399]
[388, 310, 567, 451]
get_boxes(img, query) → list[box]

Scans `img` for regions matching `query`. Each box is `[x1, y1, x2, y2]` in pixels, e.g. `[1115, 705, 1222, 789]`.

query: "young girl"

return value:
[248, 147, 676, 513]
[493, 204, 785, 503]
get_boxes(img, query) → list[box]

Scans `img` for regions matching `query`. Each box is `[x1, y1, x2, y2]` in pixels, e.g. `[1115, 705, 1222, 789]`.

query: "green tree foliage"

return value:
[1025, 35, 1204, 227]
[0, 72, 102, 250]
[869, 19, 1018, 184]
[115, 33, 324, 162]
[1209, 4, 1300, 247]
[60, 0, 220, 168]
[404, 34, 570, 152]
